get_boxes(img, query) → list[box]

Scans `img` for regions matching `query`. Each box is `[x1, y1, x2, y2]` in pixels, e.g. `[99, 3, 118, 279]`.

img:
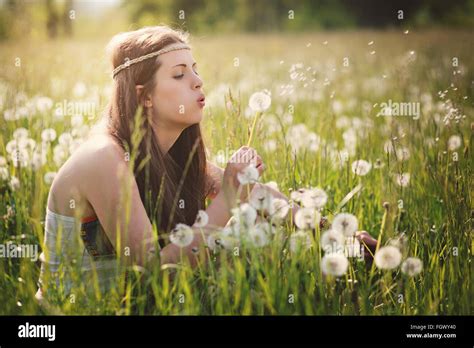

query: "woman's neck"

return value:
[150, 120, 184, 154]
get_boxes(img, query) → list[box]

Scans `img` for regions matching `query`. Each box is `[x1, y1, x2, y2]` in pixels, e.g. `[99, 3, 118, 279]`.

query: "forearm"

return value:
[158, 191, 235, 267]
[204, 190, 235, 227]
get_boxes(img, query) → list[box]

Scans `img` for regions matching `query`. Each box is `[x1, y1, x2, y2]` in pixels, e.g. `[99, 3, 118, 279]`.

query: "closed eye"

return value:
[173, 70, 199, 79]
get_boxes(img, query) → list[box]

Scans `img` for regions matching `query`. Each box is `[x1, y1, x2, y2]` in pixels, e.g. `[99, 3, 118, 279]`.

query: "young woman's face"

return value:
[149, 49, 205, 129]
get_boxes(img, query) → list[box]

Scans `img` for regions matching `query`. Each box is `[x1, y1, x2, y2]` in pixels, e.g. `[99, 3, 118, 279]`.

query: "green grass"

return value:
[0, 29, 472, 315]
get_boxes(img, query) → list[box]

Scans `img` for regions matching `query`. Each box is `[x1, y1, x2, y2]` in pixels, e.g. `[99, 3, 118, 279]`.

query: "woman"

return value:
[37, 25, 376, 300]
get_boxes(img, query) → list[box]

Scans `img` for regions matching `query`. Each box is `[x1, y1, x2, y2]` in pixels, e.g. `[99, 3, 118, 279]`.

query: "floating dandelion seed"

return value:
[395, 173, 410, 187]
[290, 231, 312, 252]
[295, 208, 320, 230]
[170, 224, 194, 248]
[447, 135, 462, 151]
[368, 41, 374, 45]
[193, 210, 209, 228]
[237, 164, 259, 185]
[332, 213, 358, 237]
[321, 229, 344, 253]
[401, 257, 423, 276]
[374, 246, 402, 270]
[351, 160, 372, 176]
[321, 253, 349, 276]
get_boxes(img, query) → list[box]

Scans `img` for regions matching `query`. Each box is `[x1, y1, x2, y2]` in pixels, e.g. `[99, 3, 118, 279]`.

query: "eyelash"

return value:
[174, 70, 199, 79]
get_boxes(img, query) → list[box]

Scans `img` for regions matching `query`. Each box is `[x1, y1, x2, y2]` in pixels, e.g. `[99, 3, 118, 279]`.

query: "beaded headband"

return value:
[112, 42, 191, 78]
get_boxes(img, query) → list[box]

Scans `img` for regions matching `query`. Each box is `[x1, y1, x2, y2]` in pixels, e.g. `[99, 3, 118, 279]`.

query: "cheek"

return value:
[153, 86, 199, 120]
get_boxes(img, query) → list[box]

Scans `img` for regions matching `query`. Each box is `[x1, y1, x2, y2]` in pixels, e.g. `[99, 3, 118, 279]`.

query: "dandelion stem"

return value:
[247, 111, 261, 147]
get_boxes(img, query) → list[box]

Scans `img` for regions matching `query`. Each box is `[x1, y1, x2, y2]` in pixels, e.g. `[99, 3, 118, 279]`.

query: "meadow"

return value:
[0, 29, 472, 315]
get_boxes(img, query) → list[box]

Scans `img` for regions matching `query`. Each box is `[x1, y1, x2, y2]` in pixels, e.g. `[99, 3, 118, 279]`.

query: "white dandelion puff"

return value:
[248, 90, 271, 113]
[249, 185, 273, 212]
[394, 173, 410, 187]
[374, 246, 402, 270]
[237, 164, 259, 185]
[13, 127, 29, 140]
[207, 232, 224, 252]
[401, 257, 423, 276]
[294, 208, 320, 230]
[290, 230, 312, 253]
[231, 203, 257, 227]
[301, 187, 328, 209]
[41, 128, 57, 142]
[170, 224, 194, 248]
[447, 135, 462, 151]
[193, 210, 209, 228]
[395, 147, 410, 161]
[269, 198, 290, 223]
[9, 176, 20, 191]
[332, 213, 358, 237]
[321, 229, 345, 253]
[321, 253, 349, 276]
[249, 222, 271, 247]
[351, 160, 372, 176]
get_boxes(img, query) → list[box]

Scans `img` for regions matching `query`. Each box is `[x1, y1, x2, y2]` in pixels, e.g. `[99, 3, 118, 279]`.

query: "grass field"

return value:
[0, 29, 472, 315]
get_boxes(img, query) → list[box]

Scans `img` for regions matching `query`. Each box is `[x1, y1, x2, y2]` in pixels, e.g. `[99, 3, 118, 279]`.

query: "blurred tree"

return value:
[46, 0, 59, 38]
[63, 0, 73, 37]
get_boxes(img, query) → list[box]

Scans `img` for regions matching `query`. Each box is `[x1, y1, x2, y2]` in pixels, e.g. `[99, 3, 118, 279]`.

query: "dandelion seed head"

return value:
[332, 213, 358, 237]
[321, 229, 345, 252]
[447, 135, 462, 151]
[295, 208, 320, 230]
[321, 253, 349, 276]
[374, 246, 402, 270]
[401, 257, 423, 276]
[290, 231, 312, 253]
[193, 210, 209, 228]
[351, 160, 371, 176]
[237, 164, 259, 185]
[248, 90, 271, 113]
[170, 223, 194, 248]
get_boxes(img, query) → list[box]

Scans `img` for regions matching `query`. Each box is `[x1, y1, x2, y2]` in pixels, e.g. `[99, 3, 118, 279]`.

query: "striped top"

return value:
[36, 207, 121, 301]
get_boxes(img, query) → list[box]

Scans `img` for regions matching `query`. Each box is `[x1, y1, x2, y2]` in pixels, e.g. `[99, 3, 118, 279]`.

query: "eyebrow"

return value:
[172, 62, 197, 68]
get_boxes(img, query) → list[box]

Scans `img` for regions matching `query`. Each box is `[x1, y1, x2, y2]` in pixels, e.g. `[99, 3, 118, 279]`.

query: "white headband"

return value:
[112, 42, 191, 78]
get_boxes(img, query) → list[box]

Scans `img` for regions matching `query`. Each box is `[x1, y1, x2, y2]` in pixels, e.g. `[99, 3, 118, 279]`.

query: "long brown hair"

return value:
[104, 26, 207, 244]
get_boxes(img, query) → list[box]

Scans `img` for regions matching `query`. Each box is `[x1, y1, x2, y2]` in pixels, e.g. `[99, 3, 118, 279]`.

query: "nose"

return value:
[193, 73, 203, 90]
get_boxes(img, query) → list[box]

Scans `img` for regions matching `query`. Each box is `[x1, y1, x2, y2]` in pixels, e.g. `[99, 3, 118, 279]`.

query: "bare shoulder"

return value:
[48, 132, 128, 214]
[73, 133, 129, 183]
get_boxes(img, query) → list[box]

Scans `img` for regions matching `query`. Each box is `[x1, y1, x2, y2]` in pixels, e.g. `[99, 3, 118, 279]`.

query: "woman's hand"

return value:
[222, 146, 265, 205]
